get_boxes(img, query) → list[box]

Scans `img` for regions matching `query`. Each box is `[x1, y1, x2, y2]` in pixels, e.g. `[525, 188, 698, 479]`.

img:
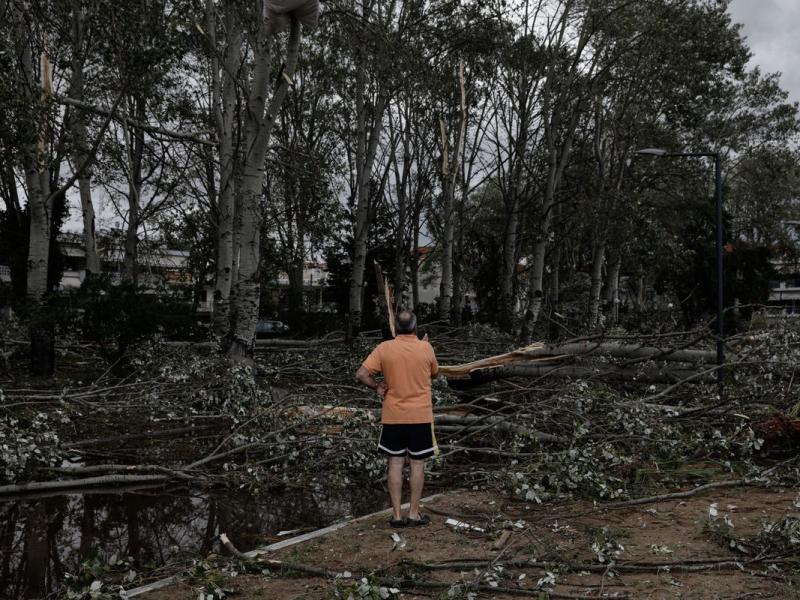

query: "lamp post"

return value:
[635, 148, 725, 388]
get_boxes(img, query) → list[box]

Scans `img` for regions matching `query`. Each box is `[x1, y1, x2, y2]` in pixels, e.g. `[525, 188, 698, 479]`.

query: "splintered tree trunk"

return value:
[210, 0, 241, 336]
[228, 17, 302, 359]
[589, 242, 605, 326]
[20, 38, 55, 374]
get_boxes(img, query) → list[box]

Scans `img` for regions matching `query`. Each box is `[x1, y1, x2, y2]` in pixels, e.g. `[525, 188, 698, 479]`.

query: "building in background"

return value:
[0, 232, 334, 317]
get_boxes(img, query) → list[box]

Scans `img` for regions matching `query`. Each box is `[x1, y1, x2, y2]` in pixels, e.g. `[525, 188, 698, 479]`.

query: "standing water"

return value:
[0, 483, 387, 598]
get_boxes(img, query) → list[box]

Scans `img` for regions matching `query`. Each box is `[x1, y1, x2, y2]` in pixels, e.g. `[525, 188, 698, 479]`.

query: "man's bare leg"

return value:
[387, 456, 405, 521]
[408, 459, 425, 520]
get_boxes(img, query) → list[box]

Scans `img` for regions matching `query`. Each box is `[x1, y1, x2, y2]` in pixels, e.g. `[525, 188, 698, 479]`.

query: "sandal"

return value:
[389, 518, 408, 528]
[406, 514, 431, 527]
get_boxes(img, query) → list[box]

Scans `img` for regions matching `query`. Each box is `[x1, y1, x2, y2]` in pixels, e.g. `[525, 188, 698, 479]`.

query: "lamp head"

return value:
[635, 147, 669, 156]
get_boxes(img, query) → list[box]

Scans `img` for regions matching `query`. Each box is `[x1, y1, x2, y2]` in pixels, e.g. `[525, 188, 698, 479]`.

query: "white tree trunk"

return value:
[347, 85, 387, 337]
[499, 197, 520, 331]
[519, 2, 597, 342]
[25, 170, 50, 303]
[392, 124, 410, 303]
[607, 255, 621, 323]
[228, 16, 302, 359]
[437, 61, 466, 323]
[438, 177, 455, 321]
[22, 49, 51, 303]
[411, 208, 420, 311]
[498, 77, 531, 333]
[210, 1, 241, 336]
[16, 12, 56, 375]
[120, 107, 144, 286]
[589, 242, 606, 326]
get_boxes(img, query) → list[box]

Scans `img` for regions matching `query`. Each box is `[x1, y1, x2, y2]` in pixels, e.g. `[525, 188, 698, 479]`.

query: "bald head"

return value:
[396, 310, 417, 334]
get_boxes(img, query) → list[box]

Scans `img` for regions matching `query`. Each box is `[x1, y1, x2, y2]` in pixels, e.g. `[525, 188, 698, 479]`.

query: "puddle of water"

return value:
[0, 483, 387, 599]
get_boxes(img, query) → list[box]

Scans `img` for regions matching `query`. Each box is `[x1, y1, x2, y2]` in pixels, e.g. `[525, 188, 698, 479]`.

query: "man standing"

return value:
[355, 310, 438, 527]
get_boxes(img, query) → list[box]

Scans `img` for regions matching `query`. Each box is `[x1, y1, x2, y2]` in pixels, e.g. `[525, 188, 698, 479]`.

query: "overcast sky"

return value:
[728, 0, 800, 105]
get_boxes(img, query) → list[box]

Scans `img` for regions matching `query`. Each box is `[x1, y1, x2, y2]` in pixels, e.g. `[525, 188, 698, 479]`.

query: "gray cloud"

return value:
[728, 0, 800, 104]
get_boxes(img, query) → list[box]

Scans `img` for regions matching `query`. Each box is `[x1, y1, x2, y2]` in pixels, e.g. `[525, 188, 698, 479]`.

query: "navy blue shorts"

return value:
[378, 423, 439, 460]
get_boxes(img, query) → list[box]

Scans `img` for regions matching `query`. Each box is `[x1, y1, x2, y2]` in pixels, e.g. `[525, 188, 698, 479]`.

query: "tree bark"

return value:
[463, 363, 715, 386]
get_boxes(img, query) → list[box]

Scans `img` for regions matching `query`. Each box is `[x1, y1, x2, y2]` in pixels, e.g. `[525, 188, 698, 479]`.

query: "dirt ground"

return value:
[141, 485, 800, 600]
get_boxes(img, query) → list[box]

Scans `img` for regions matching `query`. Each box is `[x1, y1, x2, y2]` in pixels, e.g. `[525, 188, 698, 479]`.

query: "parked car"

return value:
[255, 319, 290, 337]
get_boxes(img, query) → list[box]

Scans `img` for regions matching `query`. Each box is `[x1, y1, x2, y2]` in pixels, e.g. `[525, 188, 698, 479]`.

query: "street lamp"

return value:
[634, 147, 725, 388]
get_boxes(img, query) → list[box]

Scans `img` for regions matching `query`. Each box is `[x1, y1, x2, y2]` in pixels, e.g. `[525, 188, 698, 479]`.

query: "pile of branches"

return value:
[2, 321, 800, 506]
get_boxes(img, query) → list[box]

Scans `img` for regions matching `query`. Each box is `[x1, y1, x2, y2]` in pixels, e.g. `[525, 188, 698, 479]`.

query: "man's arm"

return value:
[427, 342, 439, 377]
[355, 366, 388, 398]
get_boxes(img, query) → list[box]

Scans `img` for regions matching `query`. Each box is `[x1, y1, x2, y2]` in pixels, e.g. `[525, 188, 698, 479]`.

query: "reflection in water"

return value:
[0, 483, 386, 599]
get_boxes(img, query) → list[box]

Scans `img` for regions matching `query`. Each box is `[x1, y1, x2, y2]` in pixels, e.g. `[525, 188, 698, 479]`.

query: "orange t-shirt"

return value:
[362, 334, 439, 424]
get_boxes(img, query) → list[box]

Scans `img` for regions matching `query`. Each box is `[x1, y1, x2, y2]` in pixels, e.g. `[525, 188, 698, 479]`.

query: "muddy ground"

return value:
[141, 484, 800, 599]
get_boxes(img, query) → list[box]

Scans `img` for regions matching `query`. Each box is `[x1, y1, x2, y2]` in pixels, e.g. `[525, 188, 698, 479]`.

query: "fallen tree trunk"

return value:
[66, 424, 217, 448]
[439, 341, 722, 382]
[0, 473, 171, 497]
[163, 338, 346, 353]
[459, 364, 715, 386]
[437, 343, 551, 379]
[434, 414, 566, 443]
[528, 342, 722, 364]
